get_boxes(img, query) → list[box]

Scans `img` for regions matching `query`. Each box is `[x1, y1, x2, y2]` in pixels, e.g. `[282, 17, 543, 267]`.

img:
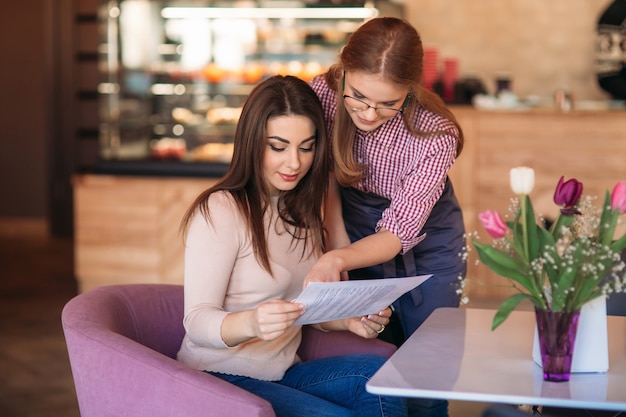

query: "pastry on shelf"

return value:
[191, 142, 234, 163]
[206, 107, 242, 125]
[149, 138, 187, 160]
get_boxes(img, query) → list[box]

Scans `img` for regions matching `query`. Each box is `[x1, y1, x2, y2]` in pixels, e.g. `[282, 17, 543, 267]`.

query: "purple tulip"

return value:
[553, 176, 583, 215]
[478, 210, 507, 238]
[611, 181, 626, 213]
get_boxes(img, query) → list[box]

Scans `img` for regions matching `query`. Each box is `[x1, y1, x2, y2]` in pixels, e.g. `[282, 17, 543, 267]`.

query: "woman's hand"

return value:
[303, 230, 402, 289]
[252, 300, 305, 341]
[348, 306, 392, 339]
[302, 251, 343, 288]
[318, 307, 392, 339]
[221, 300, 304, 346]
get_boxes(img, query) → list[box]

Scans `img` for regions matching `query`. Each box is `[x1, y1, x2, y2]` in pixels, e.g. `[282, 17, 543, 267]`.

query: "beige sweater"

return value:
[176, 191, 319, 381]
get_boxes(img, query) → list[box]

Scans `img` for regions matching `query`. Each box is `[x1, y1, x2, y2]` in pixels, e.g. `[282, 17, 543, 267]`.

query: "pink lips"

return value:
[356, 116, 378, 127]
[279, 173, 299, 182]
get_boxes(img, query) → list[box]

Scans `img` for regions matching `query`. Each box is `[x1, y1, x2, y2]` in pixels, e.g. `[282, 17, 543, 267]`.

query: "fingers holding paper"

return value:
[253, 300, 305, 340]
[351, 307, 392, 339]
[222, 299, 305, 346]
[315, 306, 391, 339]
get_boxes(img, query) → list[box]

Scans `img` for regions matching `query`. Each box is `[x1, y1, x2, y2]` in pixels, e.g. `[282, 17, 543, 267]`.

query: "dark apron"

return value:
[342, 177, 466, 346]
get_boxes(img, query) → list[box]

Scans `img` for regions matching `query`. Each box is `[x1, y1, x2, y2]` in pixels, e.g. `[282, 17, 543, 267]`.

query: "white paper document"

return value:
[293, 274, 432, 325]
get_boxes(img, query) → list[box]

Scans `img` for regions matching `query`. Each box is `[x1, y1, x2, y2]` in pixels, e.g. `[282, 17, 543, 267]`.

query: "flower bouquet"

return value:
[470, 167, 626, 381]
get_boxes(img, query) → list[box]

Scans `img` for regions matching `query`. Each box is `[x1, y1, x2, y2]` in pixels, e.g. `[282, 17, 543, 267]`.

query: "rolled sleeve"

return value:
[375, 133, 457, 254]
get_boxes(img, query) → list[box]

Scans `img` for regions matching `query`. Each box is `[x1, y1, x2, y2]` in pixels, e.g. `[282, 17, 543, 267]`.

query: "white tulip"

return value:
[510, 167, 535, 195]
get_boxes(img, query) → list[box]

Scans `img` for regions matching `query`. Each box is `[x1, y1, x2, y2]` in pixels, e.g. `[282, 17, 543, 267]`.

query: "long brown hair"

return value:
[325, 17, 464, 185]
[180, 75, 329, 273]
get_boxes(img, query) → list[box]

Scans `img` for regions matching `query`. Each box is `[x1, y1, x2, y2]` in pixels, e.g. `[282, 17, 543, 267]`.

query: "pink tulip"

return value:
[479, 210, 507, 238]
[611, 181, 626, 213]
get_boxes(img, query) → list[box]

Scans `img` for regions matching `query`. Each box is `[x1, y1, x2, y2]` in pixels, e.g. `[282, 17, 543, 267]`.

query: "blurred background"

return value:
[0, 1, 623, 415]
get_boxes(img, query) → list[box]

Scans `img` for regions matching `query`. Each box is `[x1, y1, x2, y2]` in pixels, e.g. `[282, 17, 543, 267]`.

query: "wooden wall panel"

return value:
[73, 109, 626, 299]
[451, 108, 626, 302]
[73, 175, 216, 292]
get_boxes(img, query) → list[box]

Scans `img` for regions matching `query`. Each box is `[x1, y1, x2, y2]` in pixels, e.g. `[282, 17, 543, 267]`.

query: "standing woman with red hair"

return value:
[307, 17, 466, 417]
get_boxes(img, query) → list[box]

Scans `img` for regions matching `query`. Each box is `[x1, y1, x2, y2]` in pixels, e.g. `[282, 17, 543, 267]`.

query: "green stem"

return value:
[521, 195, 530, 262]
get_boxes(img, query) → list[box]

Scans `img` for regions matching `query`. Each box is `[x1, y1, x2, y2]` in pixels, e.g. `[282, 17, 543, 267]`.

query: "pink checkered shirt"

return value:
[310, 75, 460, 254]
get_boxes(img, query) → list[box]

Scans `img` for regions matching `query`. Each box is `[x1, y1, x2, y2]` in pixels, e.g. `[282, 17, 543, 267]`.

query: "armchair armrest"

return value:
[298, 326, 397, 362]
[63, 320, 276, 417]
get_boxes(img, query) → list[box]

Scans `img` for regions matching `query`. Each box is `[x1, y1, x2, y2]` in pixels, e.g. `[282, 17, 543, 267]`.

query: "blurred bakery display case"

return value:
[96, 0, 379, 175]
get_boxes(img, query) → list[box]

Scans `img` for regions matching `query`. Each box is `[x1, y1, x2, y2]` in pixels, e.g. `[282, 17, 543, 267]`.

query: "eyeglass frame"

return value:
[341, 72, 411, 116]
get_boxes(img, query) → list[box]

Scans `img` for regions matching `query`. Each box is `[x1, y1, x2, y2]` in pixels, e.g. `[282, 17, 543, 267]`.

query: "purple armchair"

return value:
[61, 284, 397, 417]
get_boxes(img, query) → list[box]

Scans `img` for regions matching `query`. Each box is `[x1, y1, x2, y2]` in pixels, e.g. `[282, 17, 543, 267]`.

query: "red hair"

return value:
[325, 17, 464, 185]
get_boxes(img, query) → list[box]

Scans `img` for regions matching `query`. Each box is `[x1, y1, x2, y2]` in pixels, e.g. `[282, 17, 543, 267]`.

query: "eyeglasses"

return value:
[342, 94, 407, 117]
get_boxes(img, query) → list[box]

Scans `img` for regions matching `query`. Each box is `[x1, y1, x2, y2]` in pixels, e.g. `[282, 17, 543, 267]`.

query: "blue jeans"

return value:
[208, 354, 407, 417]
[407, 398, 449, 417]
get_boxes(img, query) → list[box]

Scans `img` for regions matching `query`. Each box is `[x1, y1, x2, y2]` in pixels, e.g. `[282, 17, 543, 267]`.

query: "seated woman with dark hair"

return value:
[176, 75, 408, 417]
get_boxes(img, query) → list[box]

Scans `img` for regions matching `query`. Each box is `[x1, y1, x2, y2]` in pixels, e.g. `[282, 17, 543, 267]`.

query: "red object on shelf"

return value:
[442, 58, 458, 103]
[423, 47, 439, 91]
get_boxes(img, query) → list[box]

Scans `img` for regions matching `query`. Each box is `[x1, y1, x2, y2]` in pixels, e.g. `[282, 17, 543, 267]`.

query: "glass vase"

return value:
[534, 308, 581, 382]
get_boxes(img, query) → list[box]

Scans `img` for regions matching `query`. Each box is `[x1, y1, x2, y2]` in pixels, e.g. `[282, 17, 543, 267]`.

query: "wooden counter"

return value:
[74, 108, 625, 297]
[73, 175, 218, 292]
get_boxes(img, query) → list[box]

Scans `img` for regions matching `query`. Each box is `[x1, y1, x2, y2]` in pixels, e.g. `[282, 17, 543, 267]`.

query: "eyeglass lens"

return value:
[343, 95, 403, 116]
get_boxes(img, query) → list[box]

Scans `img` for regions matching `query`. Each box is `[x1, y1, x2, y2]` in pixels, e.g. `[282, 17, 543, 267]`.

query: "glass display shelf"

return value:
[97, 0, 379, 176]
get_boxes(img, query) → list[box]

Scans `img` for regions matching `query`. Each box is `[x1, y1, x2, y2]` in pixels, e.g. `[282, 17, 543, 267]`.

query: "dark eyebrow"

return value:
[267, 135, 316, 144]
[350, 86, 366, 98]
[350, 86, 401, 105]
[267, 136, 289, 144]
